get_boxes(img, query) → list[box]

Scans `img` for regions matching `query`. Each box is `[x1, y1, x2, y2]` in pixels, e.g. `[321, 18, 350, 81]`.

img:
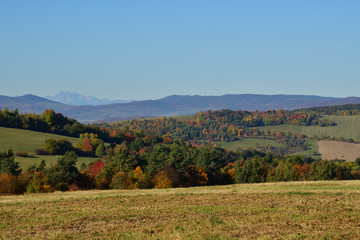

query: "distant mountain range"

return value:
[45, 91, 131, 106]
[1, 93, 360, 123]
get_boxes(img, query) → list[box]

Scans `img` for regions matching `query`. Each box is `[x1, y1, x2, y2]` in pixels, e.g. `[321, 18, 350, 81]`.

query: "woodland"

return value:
[1, 104, 360, 195]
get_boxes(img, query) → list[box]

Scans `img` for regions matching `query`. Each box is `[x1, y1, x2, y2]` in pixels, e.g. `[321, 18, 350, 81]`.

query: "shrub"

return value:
[44, 139, 60, 155]
[0, 173, 18, 195]
[15, 151, 28, 157]
[34, 148, 50, 155]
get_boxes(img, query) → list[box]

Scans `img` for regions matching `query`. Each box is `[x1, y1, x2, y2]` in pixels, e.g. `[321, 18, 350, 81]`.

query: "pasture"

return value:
[253, 115, 360, 141]
[0, 127, 97, 169]
[1, 180, 360, 239]
[318, 141, 360, 161]
[216, 138, 283, 151]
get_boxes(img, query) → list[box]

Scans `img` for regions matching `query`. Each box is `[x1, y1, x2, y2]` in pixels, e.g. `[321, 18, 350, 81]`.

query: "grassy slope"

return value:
[216, 138, 284, 151]
[0, 127, 97, 169]
[1, 180, 360, 239]
[253, 115, 360, 141]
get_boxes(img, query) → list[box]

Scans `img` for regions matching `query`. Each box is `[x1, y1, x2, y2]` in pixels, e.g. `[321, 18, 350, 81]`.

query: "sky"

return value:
[1, 1, 359, 100]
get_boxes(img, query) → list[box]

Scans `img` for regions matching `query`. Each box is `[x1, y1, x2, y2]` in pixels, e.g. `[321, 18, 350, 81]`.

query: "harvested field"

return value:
[318, 140, 360, 161]
[1, 181, 360, 239]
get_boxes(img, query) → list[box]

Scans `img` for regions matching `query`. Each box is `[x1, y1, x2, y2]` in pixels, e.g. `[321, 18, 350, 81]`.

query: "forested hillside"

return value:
[2, 105, 360, 195]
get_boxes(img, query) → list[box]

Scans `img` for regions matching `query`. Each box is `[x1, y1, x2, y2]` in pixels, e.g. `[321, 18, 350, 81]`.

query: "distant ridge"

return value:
[45, 91, 131, 106]
[1, 93, 360, 123]
[0, 94, 74, 114]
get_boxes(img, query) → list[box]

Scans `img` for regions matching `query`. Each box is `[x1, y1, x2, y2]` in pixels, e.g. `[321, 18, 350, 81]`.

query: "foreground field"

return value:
[1, 181, 360, 239]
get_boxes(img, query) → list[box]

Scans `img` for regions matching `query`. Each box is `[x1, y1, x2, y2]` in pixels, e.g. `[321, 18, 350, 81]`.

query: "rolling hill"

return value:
[0, 127, 96, 169]
[2, 93, 360, 122]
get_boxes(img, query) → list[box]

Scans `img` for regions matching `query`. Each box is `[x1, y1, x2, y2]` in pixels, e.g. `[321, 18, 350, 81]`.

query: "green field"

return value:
[0, 127, 97, 169]
[216, 138, 284, 151]
[253, 115, 360, 141]
[1, 180, 360, 239]
[216, 138, 319, 158]
[0, 127, 80, 153]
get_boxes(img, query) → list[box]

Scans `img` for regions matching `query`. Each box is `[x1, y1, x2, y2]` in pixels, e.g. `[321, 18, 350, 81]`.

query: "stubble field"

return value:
[1, 180, 360, 239]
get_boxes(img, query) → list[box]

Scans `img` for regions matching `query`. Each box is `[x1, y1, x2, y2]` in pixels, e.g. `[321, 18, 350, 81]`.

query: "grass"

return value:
[171, 114, 195, 121]
[1, 180, 360, 239]
[0, 127, 97, 169]
[253, 115, 360, 141]
[216, 138, 284, 151]
[0, 127, 79, 153]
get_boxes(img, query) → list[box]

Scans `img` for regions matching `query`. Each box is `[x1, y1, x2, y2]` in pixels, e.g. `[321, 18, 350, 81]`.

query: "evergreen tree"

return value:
[0, 150, 21, 176]
[45, 151, 79, 191]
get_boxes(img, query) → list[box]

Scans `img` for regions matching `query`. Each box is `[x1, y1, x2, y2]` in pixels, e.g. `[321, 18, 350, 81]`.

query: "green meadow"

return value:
[216, 138, 283, 151]
[0, 127, 97, 169]
[253, 115, 360, 141]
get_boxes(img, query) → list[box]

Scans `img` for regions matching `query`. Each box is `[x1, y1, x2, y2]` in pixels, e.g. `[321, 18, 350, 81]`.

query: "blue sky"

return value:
[1, 1, 359, 100]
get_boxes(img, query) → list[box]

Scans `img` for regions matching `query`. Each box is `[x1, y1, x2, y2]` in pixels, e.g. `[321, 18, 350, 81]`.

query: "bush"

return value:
[34, 148, 50, 155]
[43, 139, 73, 155]
[15, 151, 28, 157]
[0, 173, 18, 195]
[44, 139, 60, 155]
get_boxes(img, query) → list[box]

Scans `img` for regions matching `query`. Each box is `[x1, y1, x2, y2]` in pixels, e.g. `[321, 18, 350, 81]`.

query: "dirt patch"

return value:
[318, 140, 360, 161]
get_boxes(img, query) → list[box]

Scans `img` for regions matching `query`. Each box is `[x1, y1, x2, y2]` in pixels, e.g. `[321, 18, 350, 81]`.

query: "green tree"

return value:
[43, 139, 60, 155]
[236, 157, 265, 183]
[45, 151, 79, 191]
[0, 150, 21, 176]
[95, 143, 106, 157]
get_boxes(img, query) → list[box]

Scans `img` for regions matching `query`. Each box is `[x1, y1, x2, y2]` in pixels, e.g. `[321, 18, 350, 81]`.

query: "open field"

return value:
[318, 141, 360, 161]
[0, 127, 97, 169]
[170, 114, 194, 121]
[253, 115, 360, 141]
[1, 181, 360, 239]
[217, 138, 320, 159]
[216, 138, 284, 151]
[0, 127, 79, 153]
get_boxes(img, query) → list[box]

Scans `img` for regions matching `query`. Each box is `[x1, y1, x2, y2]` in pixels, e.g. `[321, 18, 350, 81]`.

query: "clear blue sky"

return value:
[1, 1, 359, 100]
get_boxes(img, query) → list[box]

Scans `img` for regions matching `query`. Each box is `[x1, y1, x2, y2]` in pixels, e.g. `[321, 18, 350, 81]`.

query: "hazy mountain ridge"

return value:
[45, 91, 131, 106]
[1, 93, 360, 123]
